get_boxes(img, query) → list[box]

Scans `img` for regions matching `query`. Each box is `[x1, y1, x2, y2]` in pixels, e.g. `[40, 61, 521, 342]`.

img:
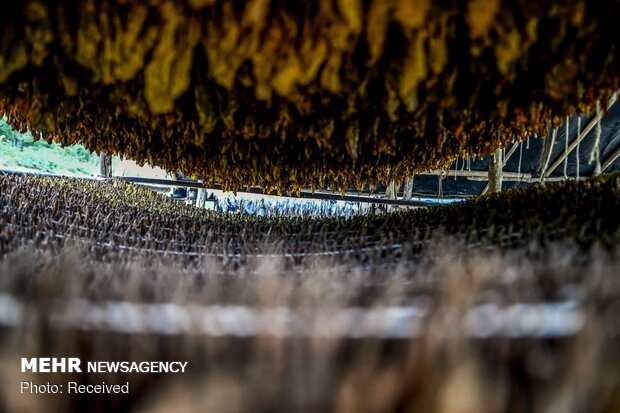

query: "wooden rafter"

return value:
[544, 93, 618, 179]
[602, 144, 620, 172]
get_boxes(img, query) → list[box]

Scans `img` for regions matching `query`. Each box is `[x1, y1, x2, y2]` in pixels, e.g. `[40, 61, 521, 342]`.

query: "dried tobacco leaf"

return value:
[0, 0, 617, 192]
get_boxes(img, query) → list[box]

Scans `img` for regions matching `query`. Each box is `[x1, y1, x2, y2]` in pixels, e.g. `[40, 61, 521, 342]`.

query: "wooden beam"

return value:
[117, 169, 533, 185]
[544, 93, 618, 178]
[428, 169, 524, 179]
[467, 174, 569, 183]
[602, 144, 620, 172]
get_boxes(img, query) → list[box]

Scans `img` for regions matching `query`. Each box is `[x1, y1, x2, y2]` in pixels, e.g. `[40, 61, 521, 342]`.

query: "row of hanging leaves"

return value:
[0, 0, 618, 193]
[2, 173, 619, 261]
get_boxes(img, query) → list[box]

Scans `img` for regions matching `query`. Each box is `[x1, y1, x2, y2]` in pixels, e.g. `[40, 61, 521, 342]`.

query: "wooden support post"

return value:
[438, 173, 445, 198]
[487, 148, 503, 194]
[196, 188, 206, 208]
[403, 176, 414, 201]
[539, 128, 557, 184]
[592, 100, 602, 176]
[383, 180, 398, 211]
[480, 142, 520, 195]
[386, 181, 397, 199]
[99, 153, 112, 178]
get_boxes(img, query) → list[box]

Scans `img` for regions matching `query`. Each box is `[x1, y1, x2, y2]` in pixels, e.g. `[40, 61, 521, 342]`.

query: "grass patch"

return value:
[0, 117, 100, 176]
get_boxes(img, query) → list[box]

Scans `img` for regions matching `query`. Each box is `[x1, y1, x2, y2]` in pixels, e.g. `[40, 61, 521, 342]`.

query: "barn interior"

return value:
[1, 1, 620, 412]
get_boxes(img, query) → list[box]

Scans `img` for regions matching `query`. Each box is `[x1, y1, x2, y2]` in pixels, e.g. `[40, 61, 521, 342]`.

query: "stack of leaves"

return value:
[1, 172, 619, 262]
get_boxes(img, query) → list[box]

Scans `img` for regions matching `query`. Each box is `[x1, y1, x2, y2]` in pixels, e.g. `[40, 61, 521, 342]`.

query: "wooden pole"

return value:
[539, 128, 557, 184]
[480, 141, 520, 195]
[195, 188, 206, 208]
[403, 176, 414, 200]
[487, 148, 503, 194]
[99, 153, 112, 178]
[386, 181, 397, 199]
